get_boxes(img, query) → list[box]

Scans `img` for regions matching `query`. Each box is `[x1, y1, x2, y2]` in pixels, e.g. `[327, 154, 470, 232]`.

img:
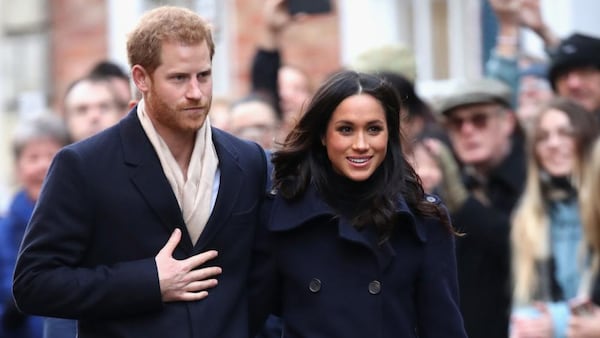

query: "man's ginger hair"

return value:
[127, 6, 215, 75]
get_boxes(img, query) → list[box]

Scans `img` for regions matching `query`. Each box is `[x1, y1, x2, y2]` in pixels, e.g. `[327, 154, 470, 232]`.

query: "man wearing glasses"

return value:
[436, 77, 526, 338]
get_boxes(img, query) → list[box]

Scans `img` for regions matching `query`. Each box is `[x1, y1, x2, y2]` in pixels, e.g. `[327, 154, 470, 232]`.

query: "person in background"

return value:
[567, 137, 600, 338]
[88, 60, 133, 110]
[209, 96, 233, 132]
[510, 98, 598, 338]
[250, 70, 466, 337]
[486, 0, 558, 96]
[517, 61, 554, 131]
[277, 65, 312, 135]
[12, 6, 267, 338]
[486, 0, 600, 117]
[251, 0, 313, 142]
[62, 76, 127, 142]
[407, 136, 444, 195]
[406, 133, 465, 215]
[0, 114, 70, 338]
[486, 0, 557, 129]
[547, 33, 600, 116]
[436, 77, 526, 338]
[229, 95, 281, 151]
[378, 71, 442, 149]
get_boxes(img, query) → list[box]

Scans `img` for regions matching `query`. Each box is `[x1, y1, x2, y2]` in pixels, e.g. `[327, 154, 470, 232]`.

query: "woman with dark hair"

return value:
[250, 70, 466, 337]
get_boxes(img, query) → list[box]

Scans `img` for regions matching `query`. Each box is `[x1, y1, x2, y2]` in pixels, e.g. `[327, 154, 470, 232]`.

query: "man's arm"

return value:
[416, 215, 467, 338]
[13, 148, 221, 319]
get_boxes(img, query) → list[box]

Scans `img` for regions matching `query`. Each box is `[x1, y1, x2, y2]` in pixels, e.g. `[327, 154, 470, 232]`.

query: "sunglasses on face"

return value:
[445, 111, 499, 132]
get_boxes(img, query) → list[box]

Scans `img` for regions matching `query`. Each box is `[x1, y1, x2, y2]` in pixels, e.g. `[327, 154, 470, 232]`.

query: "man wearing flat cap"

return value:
[548, 33, 600, 116]
[436, 77, 526, 338]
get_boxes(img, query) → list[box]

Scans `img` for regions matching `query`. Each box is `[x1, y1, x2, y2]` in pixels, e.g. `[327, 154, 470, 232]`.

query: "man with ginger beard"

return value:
[12, 6, 267, 338]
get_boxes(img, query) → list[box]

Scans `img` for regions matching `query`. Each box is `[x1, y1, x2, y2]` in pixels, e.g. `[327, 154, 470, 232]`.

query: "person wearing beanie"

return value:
[548, 33, 600, 115]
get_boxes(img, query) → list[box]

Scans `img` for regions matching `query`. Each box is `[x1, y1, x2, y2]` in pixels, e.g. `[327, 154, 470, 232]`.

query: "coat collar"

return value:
[119, 108, 245, 253]
[193, 128, 245, 252]
[120, 110, 189, 248]
[268, 183, 426, 270]
[268, 182, 426, 243]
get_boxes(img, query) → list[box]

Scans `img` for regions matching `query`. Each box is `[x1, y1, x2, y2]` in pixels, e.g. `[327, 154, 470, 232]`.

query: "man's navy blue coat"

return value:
[13, 110, 267, 338]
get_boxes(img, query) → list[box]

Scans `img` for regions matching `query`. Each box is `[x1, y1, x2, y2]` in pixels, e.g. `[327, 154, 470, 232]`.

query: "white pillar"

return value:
[338, 0, 402, 67]
[412, 0, 433, 80]
[447, 0, 464, 79]
[107, 0, 144, 72]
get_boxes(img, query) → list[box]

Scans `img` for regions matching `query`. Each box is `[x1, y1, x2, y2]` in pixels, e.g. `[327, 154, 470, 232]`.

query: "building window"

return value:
[1, 0, 49, 115]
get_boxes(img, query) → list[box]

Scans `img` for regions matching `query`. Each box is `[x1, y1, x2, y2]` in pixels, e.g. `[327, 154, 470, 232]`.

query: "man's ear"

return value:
[132, 65, 150, 92]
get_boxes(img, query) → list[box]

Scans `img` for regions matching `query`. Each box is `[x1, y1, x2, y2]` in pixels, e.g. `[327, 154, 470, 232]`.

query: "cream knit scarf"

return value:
[137, 99, 219, 245]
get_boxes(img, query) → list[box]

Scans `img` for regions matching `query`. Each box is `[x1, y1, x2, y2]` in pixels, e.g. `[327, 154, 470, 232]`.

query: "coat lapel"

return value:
[193, 129, 243, 251]
[119, 110, 193, 253]
[269, 184, 425, 271]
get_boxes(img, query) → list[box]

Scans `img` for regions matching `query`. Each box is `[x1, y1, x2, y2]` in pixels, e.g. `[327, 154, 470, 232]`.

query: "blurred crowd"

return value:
[2, 0, 600, 337]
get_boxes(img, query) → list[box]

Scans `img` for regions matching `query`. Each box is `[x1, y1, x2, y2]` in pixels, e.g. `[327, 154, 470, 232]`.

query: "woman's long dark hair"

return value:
[271, 70, 451, 242]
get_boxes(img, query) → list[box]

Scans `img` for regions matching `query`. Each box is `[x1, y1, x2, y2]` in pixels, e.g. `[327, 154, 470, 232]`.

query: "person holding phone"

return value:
[249, 70, 466, 338]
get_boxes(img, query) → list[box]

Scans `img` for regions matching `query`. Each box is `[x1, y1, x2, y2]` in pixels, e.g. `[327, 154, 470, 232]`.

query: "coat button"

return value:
[368, 280, 381, 295]
[308, 278, 321, 293]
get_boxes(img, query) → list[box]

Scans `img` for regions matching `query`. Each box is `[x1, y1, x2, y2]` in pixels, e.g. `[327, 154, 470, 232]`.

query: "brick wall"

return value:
[230, 0, 340, 95]
[47, 0, 341, 108]
[49, 0, 108, 112]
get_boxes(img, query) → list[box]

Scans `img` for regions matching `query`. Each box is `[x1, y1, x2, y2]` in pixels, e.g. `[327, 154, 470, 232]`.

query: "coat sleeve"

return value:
[416, 214, 467, 338]
[0, 216, 16, 306]
[452, 196, 511, 259]
[12, 147, 163, 319]
[0, 204, 28, 329]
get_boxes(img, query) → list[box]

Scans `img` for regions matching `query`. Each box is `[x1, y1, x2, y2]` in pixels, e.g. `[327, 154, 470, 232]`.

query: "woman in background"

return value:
[510, 98, 598, 338]
[0, 114, 69, 338]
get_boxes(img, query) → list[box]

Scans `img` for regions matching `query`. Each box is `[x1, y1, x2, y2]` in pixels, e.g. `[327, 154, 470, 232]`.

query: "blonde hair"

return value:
[580, 137, 600, 273]
[511, 98, 598, 304]
[511, 159, 551, 304]
[126, 6, 214, 75]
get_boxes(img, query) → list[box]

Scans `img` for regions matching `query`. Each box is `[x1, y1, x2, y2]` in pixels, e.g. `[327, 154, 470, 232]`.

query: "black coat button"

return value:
[368, 280, 381, 295]
[309, 278, 321, 293]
